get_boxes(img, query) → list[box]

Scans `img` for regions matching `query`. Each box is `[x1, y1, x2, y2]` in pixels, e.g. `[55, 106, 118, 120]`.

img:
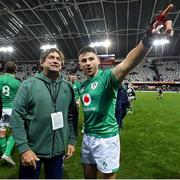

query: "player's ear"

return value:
[97, 57, 100, 65]
[78, 60, 83, 70]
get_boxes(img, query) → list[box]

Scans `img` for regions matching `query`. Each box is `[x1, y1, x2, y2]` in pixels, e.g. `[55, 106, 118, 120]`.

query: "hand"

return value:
[64, 144, 75, 159]
[21, 149, 40, 169]
[142, 4, 174, 47]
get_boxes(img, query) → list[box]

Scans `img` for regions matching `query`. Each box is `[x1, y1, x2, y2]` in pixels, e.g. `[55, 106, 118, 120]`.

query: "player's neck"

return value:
[87, 69, 99, 79]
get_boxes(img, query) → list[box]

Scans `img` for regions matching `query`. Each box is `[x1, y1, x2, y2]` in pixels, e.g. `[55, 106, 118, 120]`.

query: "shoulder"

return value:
[60, 79, 75, 92]
[14, 78, 21, 84]
[61, 79, 72, 87]
[101, 69, 112, 76]
[20, 76, 37, 87]
[93, 69, 112, 82]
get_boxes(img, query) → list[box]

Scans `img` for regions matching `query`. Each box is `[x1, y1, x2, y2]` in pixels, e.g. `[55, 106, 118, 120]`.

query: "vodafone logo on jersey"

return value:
[82, 93, 91, 106]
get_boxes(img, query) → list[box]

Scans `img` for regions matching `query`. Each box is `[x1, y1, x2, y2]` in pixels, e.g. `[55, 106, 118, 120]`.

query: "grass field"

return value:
[0, 92, 180, 179]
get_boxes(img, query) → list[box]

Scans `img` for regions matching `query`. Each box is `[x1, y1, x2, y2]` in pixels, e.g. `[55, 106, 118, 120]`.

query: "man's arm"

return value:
[112, 42, 150, 82]
[11, 82, 39, 169]
[11, 83, 30, 153]
[112, 4, 174, 82]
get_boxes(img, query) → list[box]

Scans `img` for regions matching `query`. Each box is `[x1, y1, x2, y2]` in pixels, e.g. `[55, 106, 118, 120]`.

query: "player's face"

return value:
[78, 52, 100, 78]
[41, 51, 62, 74]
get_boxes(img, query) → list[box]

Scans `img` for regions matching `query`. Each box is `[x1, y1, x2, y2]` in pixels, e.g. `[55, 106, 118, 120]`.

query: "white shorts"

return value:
[81, 133, 120, 173]
[0, 109, 12, 129]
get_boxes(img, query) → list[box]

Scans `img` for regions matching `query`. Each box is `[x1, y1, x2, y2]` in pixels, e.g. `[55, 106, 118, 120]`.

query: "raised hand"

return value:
[142, 4, 174, 47]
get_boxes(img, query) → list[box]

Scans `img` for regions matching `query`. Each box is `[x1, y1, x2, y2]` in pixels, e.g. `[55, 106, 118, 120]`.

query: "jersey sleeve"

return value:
[104, 69, 120, 90]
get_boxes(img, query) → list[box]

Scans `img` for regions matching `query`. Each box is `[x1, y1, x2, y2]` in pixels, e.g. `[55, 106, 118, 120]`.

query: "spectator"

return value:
[127, 83, 136, 113]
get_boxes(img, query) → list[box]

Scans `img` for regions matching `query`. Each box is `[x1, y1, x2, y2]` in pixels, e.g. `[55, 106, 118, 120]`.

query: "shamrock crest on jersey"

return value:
[80, 87, 85, 93]
[82, 93, 91, 106]
[91, 82, 98, 90]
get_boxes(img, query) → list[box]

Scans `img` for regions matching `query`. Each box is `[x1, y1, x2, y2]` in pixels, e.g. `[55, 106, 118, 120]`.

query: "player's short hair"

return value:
[78, 46, 97, 57]
[4, 61, 17, 74]
[39, 48, 64, 66]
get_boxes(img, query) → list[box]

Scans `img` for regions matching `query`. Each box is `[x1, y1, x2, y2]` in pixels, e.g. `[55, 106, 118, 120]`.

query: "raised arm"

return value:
[112, 4, 174, 82]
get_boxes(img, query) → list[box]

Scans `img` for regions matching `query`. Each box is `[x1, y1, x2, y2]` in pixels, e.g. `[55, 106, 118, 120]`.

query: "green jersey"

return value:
[0, 73, 21, 108]
[72, 81, 81, 101]
[79, 69, 119, 138]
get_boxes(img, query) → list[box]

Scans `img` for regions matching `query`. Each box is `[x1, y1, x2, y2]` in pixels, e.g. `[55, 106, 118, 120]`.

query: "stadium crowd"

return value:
[10, 59, 180, 84]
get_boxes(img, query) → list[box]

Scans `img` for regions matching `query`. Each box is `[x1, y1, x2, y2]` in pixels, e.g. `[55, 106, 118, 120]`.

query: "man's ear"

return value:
[78, 61, 82, 70]
[61, 60, 64, 66]
[97, 57, 100, 65]
[40, 61, 44, 68]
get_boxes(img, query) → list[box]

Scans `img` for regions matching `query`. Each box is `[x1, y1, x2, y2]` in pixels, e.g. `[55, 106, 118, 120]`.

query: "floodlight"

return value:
[104, 40, 111, 47]
[89, 40, 111, 48]
[0, 46, 14, 53]
[153, 38, 170, 46]
[40, 44, 57, 51]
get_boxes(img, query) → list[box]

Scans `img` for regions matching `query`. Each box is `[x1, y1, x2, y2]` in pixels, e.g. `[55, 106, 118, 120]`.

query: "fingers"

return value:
[161, 4, 173, 17]
[32, 158, 37, 170]
[32, 154, 40, 169]
[64, 145, 75, 159]
[154, 4, 173, 25]
[164, 20, 174, 36]
[153, 4, 174, 36]
[35, 155, 40, 161]
[21, 150, 40, 169]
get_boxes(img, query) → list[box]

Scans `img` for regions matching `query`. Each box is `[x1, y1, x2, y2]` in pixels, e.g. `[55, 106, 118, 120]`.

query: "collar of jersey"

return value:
[87, 69, 102, 83]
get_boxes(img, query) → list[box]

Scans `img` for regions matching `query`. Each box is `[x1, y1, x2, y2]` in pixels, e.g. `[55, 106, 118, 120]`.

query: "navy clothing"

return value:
[19, 154, 64, 179]
[115, 85, 128, 127]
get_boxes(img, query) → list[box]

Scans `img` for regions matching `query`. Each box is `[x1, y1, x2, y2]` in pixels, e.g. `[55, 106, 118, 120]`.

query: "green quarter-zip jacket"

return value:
[11, 72, 78, 158]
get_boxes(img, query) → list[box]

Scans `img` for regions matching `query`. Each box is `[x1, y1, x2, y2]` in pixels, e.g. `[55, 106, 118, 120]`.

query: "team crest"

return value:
[80, 87, 85, 93]
[82, 94, 91, 106]
[91, 82, 98, 90]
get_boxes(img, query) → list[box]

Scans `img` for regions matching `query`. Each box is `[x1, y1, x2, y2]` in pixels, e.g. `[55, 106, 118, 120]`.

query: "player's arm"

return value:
[112, 4, 174, 82]
[112, 42, 149, 82]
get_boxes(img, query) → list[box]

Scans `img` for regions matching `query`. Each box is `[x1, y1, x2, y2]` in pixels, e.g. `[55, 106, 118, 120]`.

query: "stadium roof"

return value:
[0, 0, 180, 62]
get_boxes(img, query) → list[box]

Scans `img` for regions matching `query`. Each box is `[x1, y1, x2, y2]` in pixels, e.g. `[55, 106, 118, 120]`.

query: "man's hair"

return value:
[39, 48, 64, 65]
[4, 61, 17, 74]
[78, 46, 97, 57]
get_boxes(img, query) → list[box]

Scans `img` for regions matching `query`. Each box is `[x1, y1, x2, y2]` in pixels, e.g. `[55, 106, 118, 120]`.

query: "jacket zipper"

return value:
[44, 81, 60, 157]
[51, 82, 57, 157]
[51, 102, 56, 157]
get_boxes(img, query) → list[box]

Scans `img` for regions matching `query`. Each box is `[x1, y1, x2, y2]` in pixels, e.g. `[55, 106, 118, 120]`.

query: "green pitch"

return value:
[0, 92, 180, 178]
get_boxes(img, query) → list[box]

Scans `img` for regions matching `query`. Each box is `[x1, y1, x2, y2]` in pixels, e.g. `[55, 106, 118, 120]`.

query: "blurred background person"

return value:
[115, 82, 129, 128]
[127, 83, 136, 113]
[0, 62, 21, 166]
[157, 86, 163, 100]
[68, 71, 81, 108]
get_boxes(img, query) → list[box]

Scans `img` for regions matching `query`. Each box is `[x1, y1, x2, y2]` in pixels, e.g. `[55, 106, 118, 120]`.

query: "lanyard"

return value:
[44, 81, 61, 111]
